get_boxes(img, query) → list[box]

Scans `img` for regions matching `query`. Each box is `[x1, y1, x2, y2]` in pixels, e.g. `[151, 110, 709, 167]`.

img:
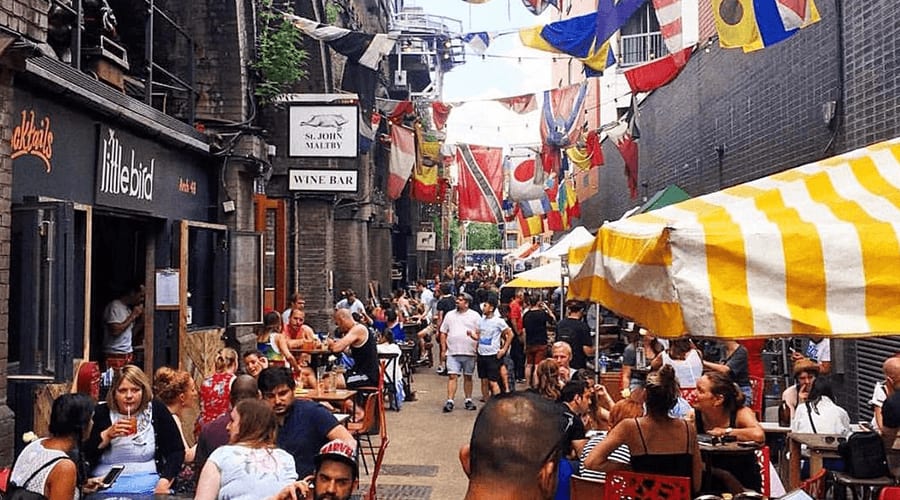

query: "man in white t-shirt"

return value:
[476, 298, 512, 398]
[440, 292, 481, 413]
[334, 289, 371, 325]
[102, 283, 145, 370]
[791, 335, 831, 375]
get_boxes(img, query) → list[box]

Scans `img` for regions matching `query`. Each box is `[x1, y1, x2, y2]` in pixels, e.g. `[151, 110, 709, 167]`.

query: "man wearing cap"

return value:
[780, 358, 820, 421]
[258, 366, 355, 477]
[440, 292, 482, 412]
[274, 440, 359, 500]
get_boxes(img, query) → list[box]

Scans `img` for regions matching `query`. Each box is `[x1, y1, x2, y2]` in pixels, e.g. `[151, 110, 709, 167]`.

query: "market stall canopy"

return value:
[503, 241, 541, 263]
[567, 137, 900, 338]
[640, 184, 691, 213]
[532, 226, 594, 261]
[503, 260, 563, 289]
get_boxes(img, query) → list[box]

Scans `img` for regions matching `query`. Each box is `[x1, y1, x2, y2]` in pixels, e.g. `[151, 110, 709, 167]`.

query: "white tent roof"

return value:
[533, 226, 594, 260]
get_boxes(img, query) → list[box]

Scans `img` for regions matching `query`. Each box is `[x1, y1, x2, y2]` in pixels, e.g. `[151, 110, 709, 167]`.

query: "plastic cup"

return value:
[123, 416, 137, 435]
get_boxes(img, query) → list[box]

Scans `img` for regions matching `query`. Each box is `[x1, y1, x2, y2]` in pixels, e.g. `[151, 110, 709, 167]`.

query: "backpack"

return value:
[3, 456, 67, 500]
[837, 431, 889, 479]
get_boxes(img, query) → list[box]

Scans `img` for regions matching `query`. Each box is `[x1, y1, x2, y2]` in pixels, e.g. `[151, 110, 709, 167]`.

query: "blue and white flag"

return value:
[285, 13, 395, 70]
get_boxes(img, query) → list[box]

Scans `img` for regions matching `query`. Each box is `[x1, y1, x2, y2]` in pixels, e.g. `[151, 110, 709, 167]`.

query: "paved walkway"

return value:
[358, 365, 485, 499]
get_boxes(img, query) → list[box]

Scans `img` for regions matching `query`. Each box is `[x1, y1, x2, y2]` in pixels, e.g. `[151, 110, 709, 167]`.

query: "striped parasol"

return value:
[568, 137, 900, 338]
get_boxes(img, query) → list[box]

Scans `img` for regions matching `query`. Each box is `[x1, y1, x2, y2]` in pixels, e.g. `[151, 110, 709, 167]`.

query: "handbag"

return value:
[3, 456, 67, 500]
[838, 431, 889, 479]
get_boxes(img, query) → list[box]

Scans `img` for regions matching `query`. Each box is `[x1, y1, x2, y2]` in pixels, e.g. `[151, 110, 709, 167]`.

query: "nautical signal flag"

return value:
[541, 82, 589, 148]
[712, 0, 820, 52]
[624, 46, 693, 93]
[387, 124, 416, 200]
[519, 11, 616, 74]
[521, 0, 559, 16]
[456, 144, 504, 223]
[285, 13, 395, 70]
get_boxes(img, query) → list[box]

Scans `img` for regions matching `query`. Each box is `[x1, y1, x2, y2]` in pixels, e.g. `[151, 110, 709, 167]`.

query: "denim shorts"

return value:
[447, 354, 476, 375]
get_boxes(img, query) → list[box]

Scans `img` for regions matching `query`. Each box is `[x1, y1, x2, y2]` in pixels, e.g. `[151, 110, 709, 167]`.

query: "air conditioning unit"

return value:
[394, 70, 407, 86]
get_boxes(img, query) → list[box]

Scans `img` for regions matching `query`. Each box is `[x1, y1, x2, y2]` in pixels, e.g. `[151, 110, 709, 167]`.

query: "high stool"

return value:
[831, 471, 895, 500]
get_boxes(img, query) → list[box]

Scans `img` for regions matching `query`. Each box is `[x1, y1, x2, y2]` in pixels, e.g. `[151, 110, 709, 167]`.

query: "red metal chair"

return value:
[799, 468, 829, 499]
[603, 470, 691, 500]
[879, 486, 900, 499]
[755, 445, 771, 497]
[364, 436, 390, 500]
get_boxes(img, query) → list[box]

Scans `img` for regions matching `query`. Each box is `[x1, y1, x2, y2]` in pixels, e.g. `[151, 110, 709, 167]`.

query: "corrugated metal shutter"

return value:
[856, 337, 900, 422]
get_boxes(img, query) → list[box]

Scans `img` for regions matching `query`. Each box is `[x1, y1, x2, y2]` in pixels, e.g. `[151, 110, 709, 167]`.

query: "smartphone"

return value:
[101, 465, 125, 489]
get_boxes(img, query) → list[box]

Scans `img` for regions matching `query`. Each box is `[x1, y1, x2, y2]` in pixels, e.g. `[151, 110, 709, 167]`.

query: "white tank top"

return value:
[10, 439, 77, 499]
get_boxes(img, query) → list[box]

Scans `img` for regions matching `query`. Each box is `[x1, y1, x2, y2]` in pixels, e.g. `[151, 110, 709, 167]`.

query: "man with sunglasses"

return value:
[459, 391, 567, 500]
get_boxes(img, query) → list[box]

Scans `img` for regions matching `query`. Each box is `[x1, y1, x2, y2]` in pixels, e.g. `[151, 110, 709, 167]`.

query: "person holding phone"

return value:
[84, 364, 185, 496]
[10, 393, 104, 500]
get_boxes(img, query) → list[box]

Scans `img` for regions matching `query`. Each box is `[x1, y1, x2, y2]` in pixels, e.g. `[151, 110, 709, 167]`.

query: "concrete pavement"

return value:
[358, 364, 486, 499]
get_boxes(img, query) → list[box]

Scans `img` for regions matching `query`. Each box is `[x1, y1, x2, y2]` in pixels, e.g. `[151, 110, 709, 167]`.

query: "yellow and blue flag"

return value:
[520, 10, 618, 74]
[712, 0, 820, 52]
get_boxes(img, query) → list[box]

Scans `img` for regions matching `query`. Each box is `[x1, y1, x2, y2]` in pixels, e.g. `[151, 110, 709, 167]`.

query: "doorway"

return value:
[89, 212, 150, 367]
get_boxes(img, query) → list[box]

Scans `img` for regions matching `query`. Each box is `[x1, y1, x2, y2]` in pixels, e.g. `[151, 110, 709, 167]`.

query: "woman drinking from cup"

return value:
[84, 364, 185, 496]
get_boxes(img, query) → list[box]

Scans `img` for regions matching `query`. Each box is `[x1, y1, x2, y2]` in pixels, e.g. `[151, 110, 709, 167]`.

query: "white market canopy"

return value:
[503, 260, 563, 289]
[532, 226, 594, 261]
[568, 137, 900, 338]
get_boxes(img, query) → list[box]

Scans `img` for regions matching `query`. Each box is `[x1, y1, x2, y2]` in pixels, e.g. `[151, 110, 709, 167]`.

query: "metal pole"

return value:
[594, 303, 600, 382]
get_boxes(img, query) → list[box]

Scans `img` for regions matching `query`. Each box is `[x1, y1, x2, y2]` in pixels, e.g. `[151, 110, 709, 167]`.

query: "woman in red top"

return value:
[198, 347, 238, 433]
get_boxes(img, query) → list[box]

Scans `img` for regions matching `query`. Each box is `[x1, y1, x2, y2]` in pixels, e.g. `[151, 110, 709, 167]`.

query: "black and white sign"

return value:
[289, 169, 358, 192]
[416, 231, 437, 251]
[288, 105, 358, 157]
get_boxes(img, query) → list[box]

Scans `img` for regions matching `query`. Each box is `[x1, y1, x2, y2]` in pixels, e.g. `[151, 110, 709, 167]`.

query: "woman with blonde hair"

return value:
[198, 347, 239, 431]
[85, 364, 185, 495]
[195, 399, 298, 500]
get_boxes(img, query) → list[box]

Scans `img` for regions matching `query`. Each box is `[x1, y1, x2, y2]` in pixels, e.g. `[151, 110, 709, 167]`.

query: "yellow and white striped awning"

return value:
[568, 137, 900, 338]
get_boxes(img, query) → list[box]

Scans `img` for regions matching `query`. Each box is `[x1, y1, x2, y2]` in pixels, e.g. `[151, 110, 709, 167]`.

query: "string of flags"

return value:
[277, 0, 823, 234]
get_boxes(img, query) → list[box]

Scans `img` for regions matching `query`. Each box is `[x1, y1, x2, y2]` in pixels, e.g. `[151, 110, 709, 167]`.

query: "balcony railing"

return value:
[618, 31, 666, 68]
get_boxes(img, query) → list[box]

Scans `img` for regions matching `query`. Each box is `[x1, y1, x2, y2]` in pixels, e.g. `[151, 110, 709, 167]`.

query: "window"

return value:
[618, 3, 666, 68]
[229, 232, 263, 325]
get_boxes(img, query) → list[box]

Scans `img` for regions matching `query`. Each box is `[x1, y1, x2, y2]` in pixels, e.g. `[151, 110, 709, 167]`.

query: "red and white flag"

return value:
[607, 113, 640, 200]
[507, 154, 547, 202]
[652, 0, 684, 54]
[387, 124, 415, 200]
[456, 144, 504, 223]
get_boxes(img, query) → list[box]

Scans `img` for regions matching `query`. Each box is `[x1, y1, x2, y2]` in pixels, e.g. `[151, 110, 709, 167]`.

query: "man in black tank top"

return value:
[329, 309, 379, 389]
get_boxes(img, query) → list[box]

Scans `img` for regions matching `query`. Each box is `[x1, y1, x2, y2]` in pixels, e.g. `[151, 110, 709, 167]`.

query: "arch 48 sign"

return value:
[288, 104, 358, 157]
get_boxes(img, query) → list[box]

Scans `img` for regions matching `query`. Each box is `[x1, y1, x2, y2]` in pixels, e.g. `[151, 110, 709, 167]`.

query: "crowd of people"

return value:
[12, 264, 900, 500]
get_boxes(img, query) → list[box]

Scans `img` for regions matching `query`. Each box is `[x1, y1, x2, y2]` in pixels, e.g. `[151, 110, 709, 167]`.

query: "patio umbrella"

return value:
[567, 137, 900, 338]
[503, 260, 563, 289]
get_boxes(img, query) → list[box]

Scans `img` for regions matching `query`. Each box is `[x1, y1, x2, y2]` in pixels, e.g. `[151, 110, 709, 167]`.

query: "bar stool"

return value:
[831, 471, 894, 500]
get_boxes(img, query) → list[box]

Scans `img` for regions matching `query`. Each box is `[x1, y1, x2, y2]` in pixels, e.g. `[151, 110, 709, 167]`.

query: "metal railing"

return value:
[618, 31, 667, 68]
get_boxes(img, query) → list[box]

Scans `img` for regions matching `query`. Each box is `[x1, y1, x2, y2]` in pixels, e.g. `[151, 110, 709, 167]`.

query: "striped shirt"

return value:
[578, 431, 631, 481]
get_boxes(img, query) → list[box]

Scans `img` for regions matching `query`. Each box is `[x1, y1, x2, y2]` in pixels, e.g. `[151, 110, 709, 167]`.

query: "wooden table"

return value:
[698, 436, 762, 493]
[295, 387, 357, 406]
[291, 347, 333, 373]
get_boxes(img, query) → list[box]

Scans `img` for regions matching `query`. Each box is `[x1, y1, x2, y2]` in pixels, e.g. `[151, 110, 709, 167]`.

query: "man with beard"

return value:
[274, 440, 359, 500]
[258, 366, 354, 477]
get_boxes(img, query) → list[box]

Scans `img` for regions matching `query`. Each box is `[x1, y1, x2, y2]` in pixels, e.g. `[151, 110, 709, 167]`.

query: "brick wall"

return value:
[0, 0, 47, 466]
[192, 0, 251, 121]
[0, 67, 14, 466]
[297, 200, 334, 329]
[0, 0, 47, 42]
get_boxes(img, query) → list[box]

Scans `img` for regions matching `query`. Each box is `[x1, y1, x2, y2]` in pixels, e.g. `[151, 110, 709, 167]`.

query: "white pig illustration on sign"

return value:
[300, 114, 348, 131]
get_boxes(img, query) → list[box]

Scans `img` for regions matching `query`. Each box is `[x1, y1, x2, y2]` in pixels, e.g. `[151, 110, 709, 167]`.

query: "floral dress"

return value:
[198, 372, 235, 431]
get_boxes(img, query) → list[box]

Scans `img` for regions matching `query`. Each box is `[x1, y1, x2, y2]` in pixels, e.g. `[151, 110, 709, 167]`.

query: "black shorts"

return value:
[477, 354, 502, 382]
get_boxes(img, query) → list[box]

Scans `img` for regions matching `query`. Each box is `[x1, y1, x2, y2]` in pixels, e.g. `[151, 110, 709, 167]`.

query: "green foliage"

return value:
[465, 223, 501, 250]
[324, 1, 342, 25]
[254, 0, 309, 103]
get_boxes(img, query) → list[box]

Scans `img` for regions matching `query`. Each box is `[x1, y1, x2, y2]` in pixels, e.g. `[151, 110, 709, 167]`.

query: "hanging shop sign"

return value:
[289, 169, 358, 192]
[416, 231, 437, 251]
[288, 104, 358, 158]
